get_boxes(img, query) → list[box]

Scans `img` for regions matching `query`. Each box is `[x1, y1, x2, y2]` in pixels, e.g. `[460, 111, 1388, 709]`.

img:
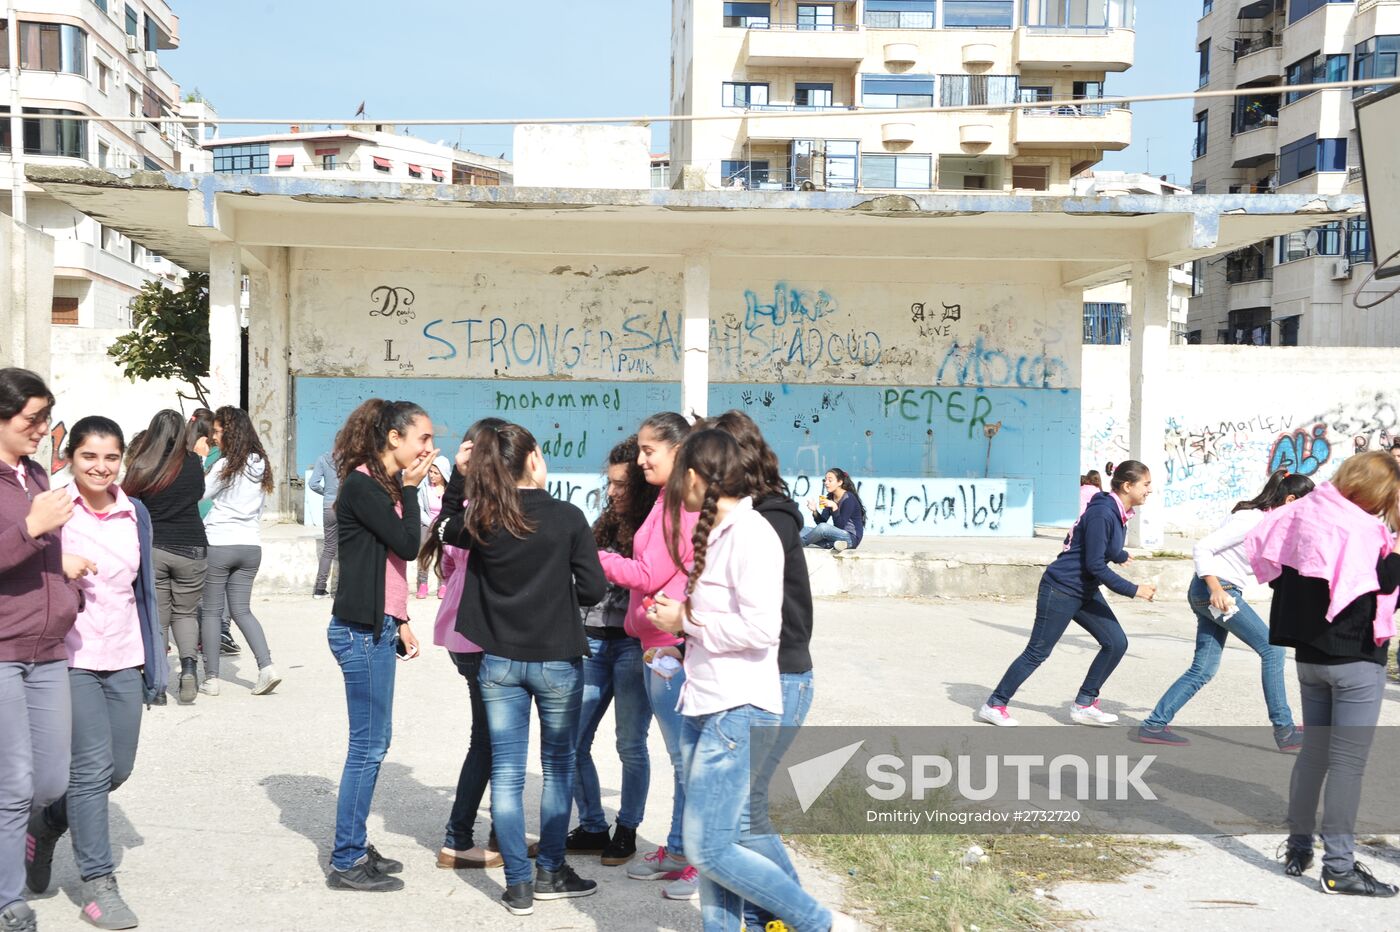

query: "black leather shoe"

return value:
[1283, 847, 1313, 876]
[534, 862, 597, 900]
[564, 825, 610, 854]
[1320, 861, 1399, 896]
[328, 859, 404, 892]
[367, 844, 403, 875]
[178, 658, 198, 704]
[601, 824, 637, 865]
[502, 882, 534, 916]
[150, 691, 167, 706]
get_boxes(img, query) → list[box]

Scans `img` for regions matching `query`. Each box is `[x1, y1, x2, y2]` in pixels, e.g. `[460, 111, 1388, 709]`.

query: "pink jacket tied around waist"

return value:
[1246, 481, 1398, 645]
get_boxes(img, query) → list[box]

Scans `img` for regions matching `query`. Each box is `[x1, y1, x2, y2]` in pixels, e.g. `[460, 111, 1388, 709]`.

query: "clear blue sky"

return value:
[176, 2, 1193, 181]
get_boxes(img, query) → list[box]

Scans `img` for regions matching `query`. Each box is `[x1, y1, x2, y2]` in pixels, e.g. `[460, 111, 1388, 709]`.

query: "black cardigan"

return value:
[332, 471, 422, 629]
[1268, 553, 1400, 665]
[446, 488, 606, 662]
[142, 453, 208, 550]
[754, 493, 815, 675]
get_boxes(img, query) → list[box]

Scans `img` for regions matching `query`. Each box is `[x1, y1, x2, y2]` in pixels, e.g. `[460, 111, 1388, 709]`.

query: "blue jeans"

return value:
[443, 651, 491, 850]
[681, 705, 830, 932]
[478, 655, 582, 886]
[645, 656, 688, 854]
[328, 615, 398, 871]
[574, 636, 652, 832]
[801, 524, 852, 549]
[989, 577, 1128, 708]
[1145, 576, 1293, 730]
[742, 670, 815, 930]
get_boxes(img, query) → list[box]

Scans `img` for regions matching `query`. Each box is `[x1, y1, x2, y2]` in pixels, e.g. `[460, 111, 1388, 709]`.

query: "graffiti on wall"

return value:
[935, 336, 1069, 390]
[1267, 424, 1331, 477]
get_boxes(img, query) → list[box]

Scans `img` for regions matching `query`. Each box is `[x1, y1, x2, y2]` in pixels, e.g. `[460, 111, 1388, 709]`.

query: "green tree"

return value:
[108, 272, 212, 408]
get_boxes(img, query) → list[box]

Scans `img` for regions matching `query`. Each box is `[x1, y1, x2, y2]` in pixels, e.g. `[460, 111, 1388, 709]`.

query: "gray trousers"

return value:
[44, 667, 142, 881]
[154, 548, 206, 662]
[315, 502, 338, 594]
[0, 660, 71, 911]
[200, 545, 272, 679]
[1287, 660, 1386, 872]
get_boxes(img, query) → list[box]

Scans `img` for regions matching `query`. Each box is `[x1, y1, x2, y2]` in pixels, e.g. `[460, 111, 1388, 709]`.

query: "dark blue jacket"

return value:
[1044, 491, 1136, 599]
[132, 500, 169, 704]
[815, 492, 865, 549]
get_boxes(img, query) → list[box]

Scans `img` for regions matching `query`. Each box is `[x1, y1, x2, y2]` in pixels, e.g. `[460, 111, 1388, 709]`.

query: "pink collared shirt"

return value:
[60, 482, 143, 671]
[1111, 492, 1135, 526]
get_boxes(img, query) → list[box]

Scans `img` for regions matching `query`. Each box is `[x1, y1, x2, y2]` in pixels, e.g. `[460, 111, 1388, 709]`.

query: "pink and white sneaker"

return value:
[977, 703, 1019, 727]
[1070, 700, 1118, 726]
[661, 865, 699, 900]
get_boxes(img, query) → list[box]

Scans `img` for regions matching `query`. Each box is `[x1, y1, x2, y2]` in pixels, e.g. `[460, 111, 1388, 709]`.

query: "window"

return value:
[1011, 163, 1050, 190]
[1285, 52, 1348, 104]
[92, 0, 107, 11]
[795, 82, 834, 107]
[8, 108, 88, 158]
[1288, 0, 1353, 25]
[864, 0, 936, 29]
[52, 298, 79, 327]
[1354, 36, 1400, 97]
[97, 61, 110, 93]
[862, 74, 935, 108]
[128, 88, 139, 118]
[721, 159, 770, 186]
[1191, 259, 1205, 296]
[1193, 111, 1208, 158]
[372, 156, 392, 173]
[1278, 134, 1346, 185]
[722, 82, 769, 108]
[1024, 0, 1135, 29]
[940, 154, 1003, 189]
[407, 164, 423, 179]
[211, 143, 270, 174]
[944, 0, 1014, 28]
[797, 4, 835, 29]
[723, 2, 771, 27]
[1232, 91, 1279, 133]
[144, 13, 157, 52]
[1084, 303, 1127, 345]
[1277, 222, 1343, 263]
[824, 140, 858, 188]
[1348, 215, 1372, 262]
[19, 23, 88, 76]
[940, 74, 1019, 106]
[0, 22, 7, 69]
[322, 154, 337, 170]
[124, 4, 138, 37]
[1198, 40, 1210, 87]
[1203, 0, 1213, 13]
[97, 141, 109, 168]
[861, 154, 932, 189]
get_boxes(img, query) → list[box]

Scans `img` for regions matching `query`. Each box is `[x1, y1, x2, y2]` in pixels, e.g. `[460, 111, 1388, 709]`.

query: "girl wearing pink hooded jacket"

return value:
[597, 412, 700, 901]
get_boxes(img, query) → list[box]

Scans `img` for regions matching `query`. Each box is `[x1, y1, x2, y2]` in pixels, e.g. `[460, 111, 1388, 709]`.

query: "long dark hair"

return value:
[185, 407, 215, 454]
[0, 368, 54, 421]
[1232, 468, 1315, 513]
[1080, 469, 1102, 490]
[593, 435, 656, 556]
[332, 399, 426, 503]
[639, 411, 690, 451]
[420, 416, 510, 577]
[122, 409, 190, 499]
[712, 409, 789, 500]
[665, 429, 756, 613]
[1109, 459, 1150, 493]
[461, 422, 539, 544]
[64, 416, 124, 460]
[828, 467, 867, 523]
[213, 406, 273, 494]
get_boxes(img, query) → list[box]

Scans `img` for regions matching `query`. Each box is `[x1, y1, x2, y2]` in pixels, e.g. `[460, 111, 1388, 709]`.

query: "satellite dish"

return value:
[1304, 230, 1320, 251]
[1355, 83, 1400, 280]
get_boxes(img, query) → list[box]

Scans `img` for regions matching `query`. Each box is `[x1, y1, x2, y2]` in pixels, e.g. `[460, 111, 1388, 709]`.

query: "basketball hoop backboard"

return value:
[1355, 83, 1400, 280]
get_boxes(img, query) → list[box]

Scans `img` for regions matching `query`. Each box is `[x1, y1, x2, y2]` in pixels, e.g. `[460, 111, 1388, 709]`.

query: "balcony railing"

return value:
[736, 22, 862, 31]
[1021, 101, 1128, 116]
[1233, 33, 1281, 60]
[1349, 165, 1364, 183]
[1025, 24, 1115, 34]
[1226, 264, 1272, 284]
[748, 104, 859, 112]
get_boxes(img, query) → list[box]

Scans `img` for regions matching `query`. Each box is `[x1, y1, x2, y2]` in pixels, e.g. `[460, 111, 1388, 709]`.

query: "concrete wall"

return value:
[512, 125, 652, 189]
[1082, 344, 1400, 536]
[0, 217, 55, 379]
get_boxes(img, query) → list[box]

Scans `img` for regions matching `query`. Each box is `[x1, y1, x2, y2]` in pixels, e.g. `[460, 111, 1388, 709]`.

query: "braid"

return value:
[684, 486, 720, 621]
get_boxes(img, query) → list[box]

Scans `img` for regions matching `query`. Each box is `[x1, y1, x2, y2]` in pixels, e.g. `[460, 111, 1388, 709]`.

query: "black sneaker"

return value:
[328, 858, 405, 892]
[1282, 846, 1314, 876]
[1135, 724, 1190, 746]
[534, 862, 598, 900]
[220, 632, 241, 656]
[1275, 725, 1305, 752]
[25, 810, 64, 893]
[150, 691, 167, 707]
[564, 825, 611, 854]
[1320, 860, 1399, 896]
[0, 901, 37, 932]
[178, 658, 198, 705]
[601, 824, 637, 865]
[367, 844, 403, 875]
[502, 881, 535, 916]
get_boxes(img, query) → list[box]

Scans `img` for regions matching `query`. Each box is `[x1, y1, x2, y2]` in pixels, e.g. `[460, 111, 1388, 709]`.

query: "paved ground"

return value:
[23, 590, 1400, 930]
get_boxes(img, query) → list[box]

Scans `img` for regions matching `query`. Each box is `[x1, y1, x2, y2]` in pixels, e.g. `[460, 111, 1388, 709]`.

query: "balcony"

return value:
[1228, 277, 1274, 313]
[1012, 104, 1131, 150]
[741, 105, 861, 141]
[882, 122, 916, 144]
[1231, 124, 1278, 167]
[1014, 27, 1134, 71]
[963, 43, 998, 66]
[884, 42, 918, 66]
[744, 24, 866, 67]
[1234, 43, 1283, 85]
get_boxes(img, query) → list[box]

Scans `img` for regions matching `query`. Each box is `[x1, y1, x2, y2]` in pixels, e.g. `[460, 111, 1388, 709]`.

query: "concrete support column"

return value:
[247, 248, 293, 520]
[681, 253, 711, 419]
[207, 243, 242, 409]
[1127, 260, 1171, 549]
[0, 219, 54, 377]
[8, 8, 24, 224]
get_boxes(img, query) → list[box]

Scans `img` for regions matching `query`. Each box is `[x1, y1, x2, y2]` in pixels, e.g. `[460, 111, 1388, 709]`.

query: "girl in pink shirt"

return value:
[28, 417, 165, 929]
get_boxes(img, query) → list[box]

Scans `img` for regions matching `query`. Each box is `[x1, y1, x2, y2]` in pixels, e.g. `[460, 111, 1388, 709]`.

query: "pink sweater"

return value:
[1247, 481, 1398, 645]
[433, 544, 481, 653]
[598, 496, 695, 650]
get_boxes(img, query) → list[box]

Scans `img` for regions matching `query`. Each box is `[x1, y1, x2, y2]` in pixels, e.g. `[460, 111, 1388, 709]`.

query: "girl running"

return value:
[1137, 469, 1312, 748]
[442, 422, 606, 916]
[648, 428, 855, 931]
[566, 436, 655, 867]
[800, 468, 865, 551]
[197, 407, 280, 697]
[596, 412, 698, 900]
[415, 457, 450, 599]
[325, 399, 436, 892]
[24, 417, 165, 931]
[980, 460, 1157, 727]
[122, 409, 209, 706]
[0, 369, 82, 932]
[1251, 452, 1400, 896]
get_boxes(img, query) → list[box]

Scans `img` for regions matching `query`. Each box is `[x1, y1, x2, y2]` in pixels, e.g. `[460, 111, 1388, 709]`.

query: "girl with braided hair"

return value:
[648, 429, 855, 931]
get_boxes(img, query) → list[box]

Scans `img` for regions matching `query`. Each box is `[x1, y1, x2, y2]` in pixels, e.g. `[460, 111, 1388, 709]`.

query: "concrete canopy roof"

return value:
[27, 167, 1363, 286]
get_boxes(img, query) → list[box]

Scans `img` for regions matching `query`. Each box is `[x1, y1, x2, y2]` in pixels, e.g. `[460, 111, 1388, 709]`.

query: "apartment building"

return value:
[669, 0, 1136, 193]
[206, 125, 512, 187]
[1189, 0, 1400, 346]
[2, 0, 208, 327]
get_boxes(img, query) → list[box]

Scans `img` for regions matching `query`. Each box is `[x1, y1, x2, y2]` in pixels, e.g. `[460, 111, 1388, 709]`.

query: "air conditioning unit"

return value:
[143, 50, 159, 71]
[124, 34, 139, 53]
[1331, 259, 1352, 281]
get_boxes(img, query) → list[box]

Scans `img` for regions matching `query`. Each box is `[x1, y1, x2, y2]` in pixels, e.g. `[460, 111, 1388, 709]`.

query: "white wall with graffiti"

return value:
[1082, 345, 1400, 537]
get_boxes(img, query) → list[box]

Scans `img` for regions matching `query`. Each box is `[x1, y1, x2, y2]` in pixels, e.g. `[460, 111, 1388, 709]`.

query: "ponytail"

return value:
[461, 422, 538, 544]
[333, 398, 426, 503]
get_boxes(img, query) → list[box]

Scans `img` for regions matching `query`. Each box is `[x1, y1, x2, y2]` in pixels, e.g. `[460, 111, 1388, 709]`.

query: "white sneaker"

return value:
[833, 540, 849, 552]
[627, 846, 687, 881]
[198, 677, 220, 696]
[978, 703, 1019, 727]
[252, 665, 282, 696]
[1070, 700, 1118, 726]
[661, 865, 699, 900]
